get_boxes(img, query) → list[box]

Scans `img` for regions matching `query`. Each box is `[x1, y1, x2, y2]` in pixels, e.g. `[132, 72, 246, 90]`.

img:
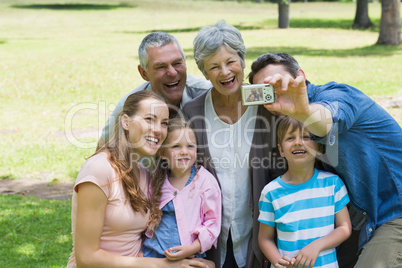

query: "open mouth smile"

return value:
[292, 149, 307, 155]
[145, 136, 159, 145]
[220, 77, 235, 86]
[165, 80, 180, 88]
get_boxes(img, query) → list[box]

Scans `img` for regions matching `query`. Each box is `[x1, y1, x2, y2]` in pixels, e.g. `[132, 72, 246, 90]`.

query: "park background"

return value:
[0, 0, 401, 266]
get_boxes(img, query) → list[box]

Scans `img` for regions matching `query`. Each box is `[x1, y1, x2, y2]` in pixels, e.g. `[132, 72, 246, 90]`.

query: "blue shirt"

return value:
[142, 166, 206, 258]
[307, 82, 402, 249]
[259, 169, 349, 268]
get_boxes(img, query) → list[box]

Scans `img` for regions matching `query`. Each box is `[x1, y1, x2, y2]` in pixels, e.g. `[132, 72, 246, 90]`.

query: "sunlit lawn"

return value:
[0, 195, 71, 267]
[0, 0, 401, 266]
[1, 0, 400, 181]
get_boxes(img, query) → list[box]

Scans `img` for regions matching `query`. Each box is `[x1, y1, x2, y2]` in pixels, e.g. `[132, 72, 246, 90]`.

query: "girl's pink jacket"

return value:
[147, 166, 222, 253]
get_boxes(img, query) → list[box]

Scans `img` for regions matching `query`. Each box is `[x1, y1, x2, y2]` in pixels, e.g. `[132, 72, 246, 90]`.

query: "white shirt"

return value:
[205, 91, 257, 267]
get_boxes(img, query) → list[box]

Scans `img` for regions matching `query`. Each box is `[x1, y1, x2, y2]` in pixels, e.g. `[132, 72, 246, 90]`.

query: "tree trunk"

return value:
[377, 0, 401, 45]
[278, 0, 289, 29]
[352, 0, 374, 29]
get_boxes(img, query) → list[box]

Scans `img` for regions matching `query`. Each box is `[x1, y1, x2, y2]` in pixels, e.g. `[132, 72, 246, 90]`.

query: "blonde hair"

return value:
[147, 117, 197, 236]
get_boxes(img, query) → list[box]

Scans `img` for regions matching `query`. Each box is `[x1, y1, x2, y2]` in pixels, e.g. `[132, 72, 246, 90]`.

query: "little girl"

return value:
[143, 117, 222, 261]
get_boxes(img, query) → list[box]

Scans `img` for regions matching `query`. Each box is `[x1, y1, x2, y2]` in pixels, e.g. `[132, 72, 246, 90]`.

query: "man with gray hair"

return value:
[97, 32, 211, 149]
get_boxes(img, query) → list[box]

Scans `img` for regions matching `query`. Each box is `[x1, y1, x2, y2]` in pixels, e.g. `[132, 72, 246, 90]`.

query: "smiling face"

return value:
[122, 98, 169, 159]
[278, 126, 320, 168]
[138, 42, 187, 107]
[160, 127, 197, 177]
[203, 45, 244, 97]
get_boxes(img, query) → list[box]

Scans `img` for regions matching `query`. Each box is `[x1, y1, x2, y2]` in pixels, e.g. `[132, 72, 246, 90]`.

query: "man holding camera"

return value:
[248, 52, 402, 268]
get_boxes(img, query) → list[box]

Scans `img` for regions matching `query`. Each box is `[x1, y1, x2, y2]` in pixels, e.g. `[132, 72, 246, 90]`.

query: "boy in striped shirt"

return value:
[258, 116, 351, 268]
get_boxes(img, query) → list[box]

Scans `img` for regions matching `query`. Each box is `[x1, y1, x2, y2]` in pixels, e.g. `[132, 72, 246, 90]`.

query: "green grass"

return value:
[0, 1, 401, 266]
[1, 0, 400, 181]
[1, 0, 401, 179]
[0, 195, 71, 267]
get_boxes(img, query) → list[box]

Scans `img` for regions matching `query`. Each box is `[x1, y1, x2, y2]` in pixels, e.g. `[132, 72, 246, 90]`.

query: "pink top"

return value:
[67, 152, 151, 267]
[146, 166, 222, 253]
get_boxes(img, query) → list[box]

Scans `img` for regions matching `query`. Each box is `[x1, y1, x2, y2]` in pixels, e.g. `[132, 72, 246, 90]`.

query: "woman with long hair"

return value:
[67, 91, 213, 268]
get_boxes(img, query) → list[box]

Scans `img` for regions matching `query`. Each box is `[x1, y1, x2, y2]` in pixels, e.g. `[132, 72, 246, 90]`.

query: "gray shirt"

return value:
[101, 74, 211, 141]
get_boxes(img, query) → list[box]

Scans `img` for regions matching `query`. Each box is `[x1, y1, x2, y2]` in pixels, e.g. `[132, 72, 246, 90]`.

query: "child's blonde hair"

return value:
[147, 117, 197, 236]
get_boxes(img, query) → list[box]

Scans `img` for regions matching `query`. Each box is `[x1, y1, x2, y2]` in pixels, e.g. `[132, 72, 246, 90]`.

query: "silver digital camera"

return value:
[241, 84, 275, 106]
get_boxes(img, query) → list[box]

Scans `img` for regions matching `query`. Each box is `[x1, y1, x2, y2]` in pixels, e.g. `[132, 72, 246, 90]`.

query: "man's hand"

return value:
[263, 73, 310, 120]
[262, 72, 332, 138]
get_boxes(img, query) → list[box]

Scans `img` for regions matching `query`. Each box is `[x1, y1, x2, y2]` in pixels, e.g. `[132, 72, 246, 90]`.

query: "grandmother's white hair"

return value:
[193, 20, 246, 77]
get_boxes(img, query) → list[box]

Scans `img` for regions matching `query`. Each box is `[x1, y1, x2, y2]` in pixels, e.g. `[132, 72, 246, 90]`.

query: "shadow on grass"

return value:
[124, 18, 379, 36]
[11, 3, 136, 10]
[123, 24, 263, 34]
[0, 39, 6, 45]
[0, 195, 71, 267]
[182, 44, 400, 61]
[289, 18, 380, 32]
[245, 44, 400, 60]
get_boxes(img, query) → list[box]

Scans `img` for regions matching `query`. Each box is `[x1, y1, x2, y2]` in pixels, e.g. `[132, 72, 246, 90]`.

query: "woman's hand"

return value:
[161, 258, 214, 268]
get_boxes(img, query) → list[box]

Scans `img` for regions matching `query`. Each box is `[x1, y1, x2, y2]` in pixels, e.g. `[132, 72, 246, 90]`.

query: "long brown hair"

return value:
[97, 90, 167, 213]
[147, 117, 196, 236]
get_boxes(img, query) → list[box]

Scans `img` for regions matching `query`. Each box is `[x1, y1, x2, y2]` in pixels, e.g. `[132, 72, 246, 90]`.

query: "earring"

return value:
[122, 122, 129, 130]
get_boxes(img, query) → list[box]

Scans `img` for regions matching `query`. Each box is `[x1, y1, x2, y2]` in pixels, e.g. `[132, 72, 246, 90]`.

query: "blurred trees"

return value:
[353, 0, 374, 28]
[250, 0, 402, 45]
[377, 0, 401, 45]
[278, 0, 290, 28]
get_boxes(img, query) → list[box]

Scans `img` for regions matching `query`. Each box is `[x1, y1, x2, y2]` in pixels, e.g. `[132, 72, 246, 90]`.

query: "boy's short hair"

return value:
[277, 116, 324, 154]
[277, 116, 305, 145]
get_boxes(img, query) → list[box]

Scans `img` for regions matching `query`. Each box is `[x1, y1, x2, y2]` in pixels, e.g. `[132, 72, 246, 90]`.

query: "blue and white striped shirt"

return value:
[258, 169, 349, 268]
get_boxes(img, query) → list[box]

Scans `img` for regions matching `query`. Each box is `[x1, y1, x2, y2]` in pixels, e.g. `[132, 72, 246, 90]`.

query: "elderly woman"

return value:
[182, 21, 285, 268]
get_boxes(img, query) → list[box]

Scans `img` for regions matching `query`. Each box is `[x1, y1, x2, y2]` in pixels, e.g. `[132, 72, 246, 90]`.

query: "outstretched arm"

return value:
[292, 206, 352, 268]
[262, 72, 333, 138]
